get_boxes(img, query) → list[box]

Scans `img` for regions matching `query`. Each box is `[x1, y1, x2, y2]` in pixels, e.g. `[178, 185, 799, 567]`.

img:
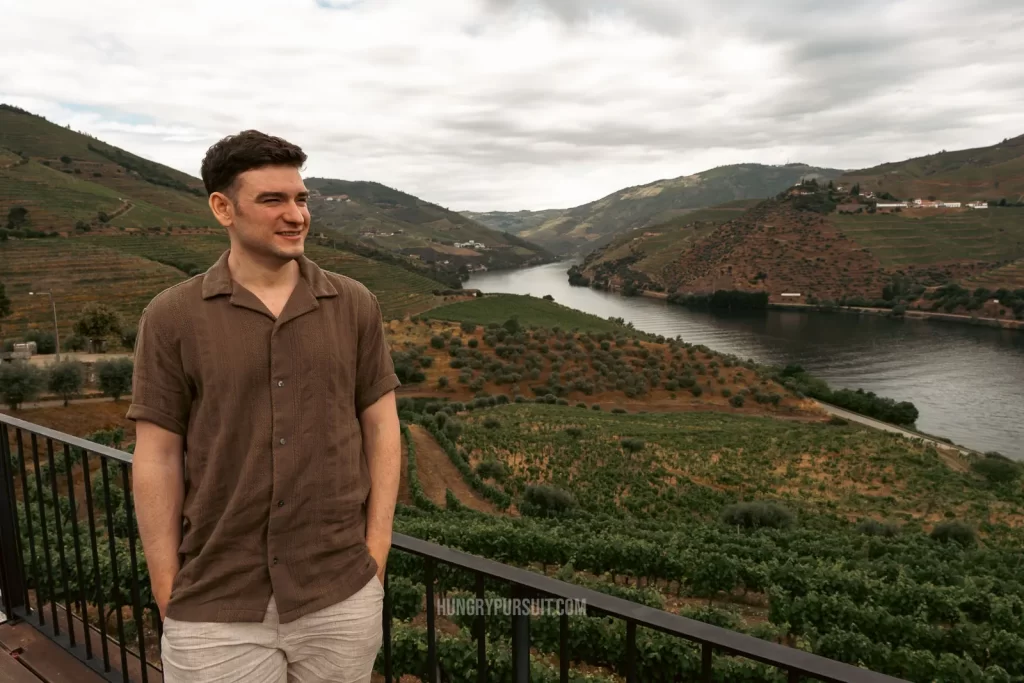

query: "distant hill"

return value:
[840, 133, 1024, 203]
[0, 104, 213, 234]
[574, 180, 1024, 320]
[477, 163, 843, 256]
[305, 178, 555, 276]
[460, 208, 565, 236]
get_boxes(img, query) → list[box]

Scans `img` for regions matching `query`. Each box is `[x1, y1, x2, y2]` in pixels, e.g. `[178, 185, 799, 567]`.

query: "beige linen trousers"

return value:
[159, 574, 384, 682]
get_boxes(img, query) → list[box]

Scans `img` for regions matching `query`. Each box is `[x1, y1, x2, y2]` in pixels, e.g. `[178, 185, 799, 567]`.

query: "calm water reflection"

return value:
[468, 261, 1024, 459]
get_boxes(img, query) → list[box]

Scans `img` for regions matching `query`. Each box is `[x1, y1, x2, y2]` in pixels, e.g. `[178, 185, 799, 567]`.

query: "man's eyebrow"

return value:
[254, 191, 308, 200]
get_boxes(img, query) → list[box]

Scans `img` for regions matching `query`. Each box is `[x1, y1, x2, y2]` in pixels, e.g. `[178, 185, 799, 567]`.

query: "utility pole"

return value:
[29, 290, 60, 361]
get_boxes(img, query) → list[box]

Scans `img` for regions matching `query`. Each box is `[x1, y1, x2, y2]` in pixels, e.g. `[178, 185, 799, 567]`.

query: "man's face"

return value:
[212, 165, 311, 262]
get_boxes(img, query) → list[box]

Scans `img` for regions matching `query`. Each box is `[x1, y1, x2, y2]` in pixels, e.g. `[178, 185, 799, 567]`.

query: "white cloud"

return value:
[2, 0, 1023, 211]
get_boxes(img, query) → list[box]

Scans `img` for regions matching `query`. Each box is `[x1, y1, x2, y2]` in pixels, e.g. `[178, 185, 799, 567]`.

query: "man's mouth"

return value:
[277, 230, 304, 240]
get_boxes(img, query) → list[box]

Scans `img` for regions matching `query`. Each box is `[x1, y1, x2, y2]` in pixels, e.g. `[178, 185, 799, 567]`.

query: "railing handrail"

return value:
[0, 411, 133, 464]
[1, 411, 908, 682]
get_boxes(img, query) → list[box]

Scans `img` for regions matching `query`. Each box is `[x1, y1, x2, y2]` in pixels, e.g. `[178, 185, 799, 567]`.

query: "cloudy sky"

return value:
[3, 0, 1024, 211]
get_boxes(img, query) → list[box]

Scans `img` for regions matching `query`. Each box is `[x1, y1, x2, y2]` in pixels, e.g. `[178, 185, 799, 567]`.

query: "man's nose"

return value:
[283, 202, 305, 225]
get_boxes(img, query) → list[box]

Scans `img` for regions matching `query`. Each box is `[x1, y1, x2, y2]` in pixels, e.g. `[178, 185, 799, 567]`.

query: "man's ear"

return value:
[208, 191, 235, 227]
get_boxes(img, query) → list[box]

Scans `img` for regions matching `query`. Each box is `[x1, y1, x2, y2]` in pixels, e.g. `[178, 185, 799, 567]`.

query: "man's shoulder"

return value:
[321, 269, 377, 304]
[139, 274, 206, 322]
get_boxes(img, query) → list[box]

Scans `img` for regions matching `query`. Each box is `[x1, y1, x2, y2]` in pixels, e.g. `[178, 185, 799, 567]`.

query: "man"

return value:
[128, 130, 401, 683]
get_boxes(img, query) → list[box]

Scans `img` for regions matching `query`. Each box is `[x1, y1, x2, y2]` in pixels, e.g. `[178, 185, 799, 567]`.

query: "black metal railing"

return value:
[0, 413, 908, 683]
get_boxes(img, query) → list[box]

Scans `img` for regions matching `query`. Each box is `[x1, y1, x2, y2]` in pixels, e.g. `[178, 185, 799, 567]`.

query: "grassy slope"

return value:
[519, 164, 842, 254]
[459, 208, 566, 235]
[840, 133, 1024, 202]
[0, 105, 211, 230]
[964, 257, 1024, 290]
[422, 294, 629, 333]
[831, 208, 1024, 267]
[0, 235, 446, 336]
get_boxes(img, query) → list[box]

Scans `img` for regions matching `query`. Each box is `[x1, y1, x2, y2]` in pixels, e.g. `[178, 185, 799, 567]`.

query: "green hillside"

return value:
[0, 104, 212, 233]
[459, 208, 565, 235]
[423, 293, 628, 334]
[510, 163, 842, 255]
[841, 133, 1024, 203]
[0, 235, 447, 339]
[305, 178, 554, 275]
[831, 208, 1024, 267]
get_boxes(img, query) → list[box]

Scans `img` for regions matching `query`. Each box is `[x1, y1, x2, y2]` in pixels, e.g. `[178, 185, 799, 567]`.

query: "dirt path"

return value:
[407, 424, 499, 514]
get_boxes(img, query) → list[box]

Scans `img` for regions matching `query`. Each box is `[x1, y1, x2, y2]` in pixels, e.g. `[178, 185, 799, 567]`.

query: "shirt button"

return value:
[278, 500, 284, 507]
[279, 438, 286, 445]
[277, 380, 284, 387]
[272, 557, 279, 565]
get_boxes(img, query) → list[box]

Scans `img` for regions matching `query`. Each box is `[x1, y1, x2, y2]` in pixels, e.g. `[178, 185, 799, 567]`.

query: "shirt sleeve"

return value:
[355, 292, 401, 413]
[125, 305, 192, 435]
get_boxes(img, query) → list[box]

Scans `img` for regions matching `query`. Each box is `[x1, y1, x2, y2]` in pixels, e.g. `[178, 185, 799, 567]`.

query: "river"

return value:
[466, 261, 1024, 460]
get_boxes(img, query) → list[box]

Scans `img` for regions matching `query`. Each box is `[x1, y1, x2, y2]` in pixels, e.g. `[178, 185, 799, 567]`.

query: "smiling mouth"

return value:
[277, 230, 304, 238]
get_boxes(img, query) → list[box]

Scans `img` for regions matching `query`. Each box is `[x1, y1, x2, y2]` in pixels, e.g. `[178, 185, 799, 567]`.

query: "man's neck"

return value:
[227, 245, 301, 294]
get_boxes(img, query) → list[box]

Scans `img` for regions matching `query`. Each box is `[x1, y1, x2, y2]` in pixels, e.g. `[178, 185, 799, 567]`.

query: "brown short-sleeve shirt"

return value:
[126, 249, 400, 624]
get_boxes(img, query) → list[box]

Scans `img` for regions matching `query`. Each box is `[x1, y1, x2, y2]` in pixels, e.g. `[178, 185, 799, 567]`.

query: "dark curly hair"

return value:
[200, 130, 307, 197]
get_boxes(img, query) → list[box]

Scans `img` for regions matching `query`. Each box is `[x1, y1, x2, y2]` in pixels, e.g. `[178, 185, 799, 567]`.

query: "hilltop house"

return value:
[968, 201, 989, 209]
[875, 201, 909, 210]
[455, 240, 485, 249]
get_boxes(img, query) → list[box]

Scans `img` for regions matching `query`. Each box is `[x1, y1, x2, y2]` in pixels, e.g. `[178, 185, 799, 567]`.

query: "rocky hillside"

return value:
[306, 178, 555, 276]
[472, 163, 842, 256]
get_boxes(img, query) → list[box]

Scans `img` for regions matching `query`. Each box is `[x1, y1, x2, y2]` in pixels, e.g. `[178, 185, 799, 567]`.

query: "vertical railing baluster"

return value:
[30, 433, 58, 629]
[382, 569, 392, 683]
[701, 642, 713, 682]
[101, 459, 130, 681]
[476, 573, 486, 683]
[559, 611, 568, 683]
[15, 429, 40, 619]
[46, 438, 74, 645]
[625, 621, 637, 683]
[425, 558, 438, 683]
[0, 423, 26, 618]
[82, 450, 112, 670]
[63, 442, 93, 660]
[120, 462, 149, 682]
[511, 584, 530, 683]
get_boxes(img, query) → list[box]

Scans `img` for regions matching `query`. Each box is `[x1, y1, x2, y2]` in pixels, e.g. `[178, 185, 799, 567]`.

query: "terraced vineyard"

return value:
[0, 239, 184, 337]
[830, 209, 1024, 267]
[0, 160, 125, 229]
[0, 235, 445, 336]
[454, 404, 1020, 529]
[390, 399, 1024, 682]
[965, 257, 1024, 290]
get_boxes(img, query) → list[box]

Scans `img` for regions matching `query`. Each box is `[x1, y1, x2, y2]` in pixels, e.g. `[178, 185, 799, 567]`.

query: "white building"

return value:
[876, 202, 909, 209]
[940, 202, 962, 208]
[968, 201, 988, 209]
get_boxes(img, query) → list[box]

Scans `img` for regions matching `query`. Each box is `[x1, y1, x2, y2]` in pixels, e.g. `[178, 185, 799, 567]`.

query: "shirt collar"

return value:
[201, 249, 338, 300]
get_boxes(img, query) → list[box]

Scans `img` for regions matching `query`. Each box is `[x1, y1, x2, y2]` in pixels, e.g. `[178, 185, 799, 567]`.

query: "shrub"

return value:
[930, 520, 976, 547]
[475, 459, 508, 482]
[95, 357, 134, 401]
[47, 360, 85, 406]
[460, 321, 477, 333]
[0, 361, 46, 409]
[856, 519, 899, 537]
[437, 376, 449, 389]
[690, 385, 703, 397]
[387, 575, 425, 621]
[591, 404, 601, 411]
[729, 395, 745, 408]
[721, 388, 732, 398]
[429, 335, 445, 349]
[970, 453, 1022, 484]
[468, 338, 478, 348]
[721, 502, 794, 530]
[827, 416, 849, 426]
[518, 484, 576, 518]
[611, 407, 627, 414]
[483, 416, 501, 429]
[620, 437, 644, 453]
[565, 426, 583, 438]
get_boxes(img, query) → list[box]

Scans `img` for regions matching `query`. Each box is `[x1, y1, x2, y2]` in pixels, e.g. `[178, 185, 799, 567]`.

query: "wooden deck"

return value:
[0, 614, 162, 683]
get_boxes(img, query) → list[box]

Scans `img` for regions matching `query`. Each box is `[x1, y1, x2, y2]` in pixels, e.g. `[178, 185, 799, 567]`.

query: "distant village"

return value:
[790, 182, 989, 212]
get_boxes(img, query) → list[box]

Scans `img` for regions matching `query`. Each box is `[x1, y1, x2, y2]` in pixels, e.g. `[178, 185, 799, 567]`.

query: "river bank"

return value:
[767, 302, 1024, 331]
